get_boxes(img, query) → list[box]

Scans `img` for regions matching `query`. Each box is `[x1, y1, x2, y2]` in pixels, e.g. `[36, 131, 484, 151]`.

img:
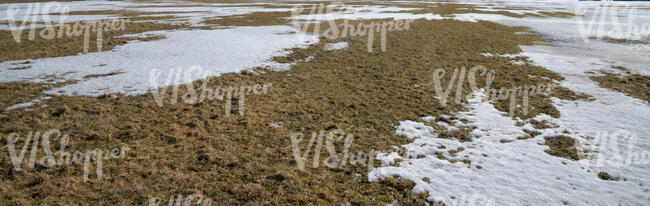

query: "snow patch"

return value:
[323, 42, 348, 51]
[5, 96, 51, 111]
[371, 91, 649, 205]
[0, 26, 319, 97]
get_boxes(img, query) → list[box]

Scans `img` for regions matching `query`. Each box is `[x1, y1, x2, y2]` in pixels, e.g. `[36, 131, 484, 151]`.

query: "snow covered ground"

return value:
[0, 1, 299, 29]
[0, 26, 318, 96]
[372, 90, 649, 205]
[368, 1, 650, 206]
[0, 0, 648, 205]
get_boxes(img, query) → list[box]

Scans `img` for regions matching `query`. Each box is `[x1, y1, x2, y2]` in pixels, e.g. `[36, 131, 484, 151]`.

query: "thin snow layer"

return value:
[159, 7, 295, 27]
[0, 1, 132, 24]
[291, 11, 443, 21]
[451, 13, 514, 22]
[5, 96, 51, 111]
[376, 152, 401, 165]
[457, 0, 579, 2]
[127, 7, 296, 27]
[0, 1, 296, 30]
[0, 26, 318, 96]
[520, 45, 650, 193]
[369, 2, 650, 204]
[323, 42, 349, 51]
[289, 4, 441, 21]
[369, 91, 649, 205]
[128, 6, 295, 23]
[465, 2, 650, 75]
[0, 15, 120, 29]
[0, 1, 122, 17]
[472, 7, 540, 16]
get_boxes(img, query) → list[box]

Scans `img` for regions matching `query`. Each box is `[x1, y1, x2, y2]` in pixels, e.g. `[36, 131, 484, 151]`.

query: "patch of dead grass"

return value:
[544, 135, 579, 160]
[538, 11, 575, 18]
[0, 21, 187, 62]
[597, 172, 621, 181]
[82, 72, 125, 80]
[0, 82, 49, 112]
[589, 71, 650, 104]
[48, 10, 197, 17]
[202, 11, 293, 27]
[589, 36, 649, 45]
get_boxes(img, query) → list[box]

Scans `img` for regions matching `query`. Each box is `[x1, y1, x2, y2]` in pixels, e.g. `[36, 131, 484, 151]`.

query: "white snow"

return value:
[480, 53, 493, 57]
[451, 13, 513, 22]
[268, 122, 283, 129]
[421, 116, 436, 122]
[291, 11, 444, 21]
[473, 7, 540, 16]
[5, 96, 51, 111]
[370, 2, 650, 206]
[468, 2, 650, 75]
[519, 45, 650, 192]
[0, 26, 318, 96]
[289, 4, 442, 21]
[1, 1, 648, 204]
[323, 42, 349, 51]
[376, 152, 401, 165]
[394, 121, 435, 140]
[0, 1, 297, 30]
[370, 91, 649, 205]
[509, 60, 526, 66]
[0, 1, 132, 27]
[290, 4, 420, 21]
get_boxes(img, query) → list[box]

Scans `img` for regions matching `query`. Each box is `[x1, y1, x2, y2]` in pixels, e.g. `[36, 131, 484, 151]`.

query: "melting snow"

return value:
[370, 2, 649, 205]
[5, 96, 51, 111]
[370, 91, 649, 205]
[323, 42, 349, 51]
[0, 26, 318, 96]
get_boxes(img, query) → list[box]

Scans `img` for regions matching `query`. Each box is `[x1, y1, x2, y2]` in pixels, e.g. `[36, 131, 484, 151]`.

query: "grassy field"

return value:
[1, 1, 648, 205]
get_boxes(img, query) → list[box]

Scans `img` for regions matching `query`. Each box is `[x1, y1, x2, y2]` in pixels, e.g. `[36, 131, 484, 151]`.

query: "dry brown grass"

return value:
[538, 11, 575, 18]
[0, 2, 595, 205]
[589, 71, 650, 104]
[0, 82, 50, 112]
[82, 72, 125, 80]
[0, 21, 187, 62]
[589, 36, 649, 45]
[597, 171, 621, 181]
[202, 11, 294, 27]
[544, 135, 579, 160]
[0, 18, 570, 205]
[48, 10, 198, 17]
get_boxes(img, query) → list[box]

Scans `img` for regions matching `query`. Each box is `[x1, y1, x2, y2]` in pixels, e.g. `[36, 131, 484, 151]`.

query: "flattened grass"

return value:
[589, 71, 650, 104]
[0, 21, 187, 62]
[202, 11, 294, 27]
[544, 136, 579, 160]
